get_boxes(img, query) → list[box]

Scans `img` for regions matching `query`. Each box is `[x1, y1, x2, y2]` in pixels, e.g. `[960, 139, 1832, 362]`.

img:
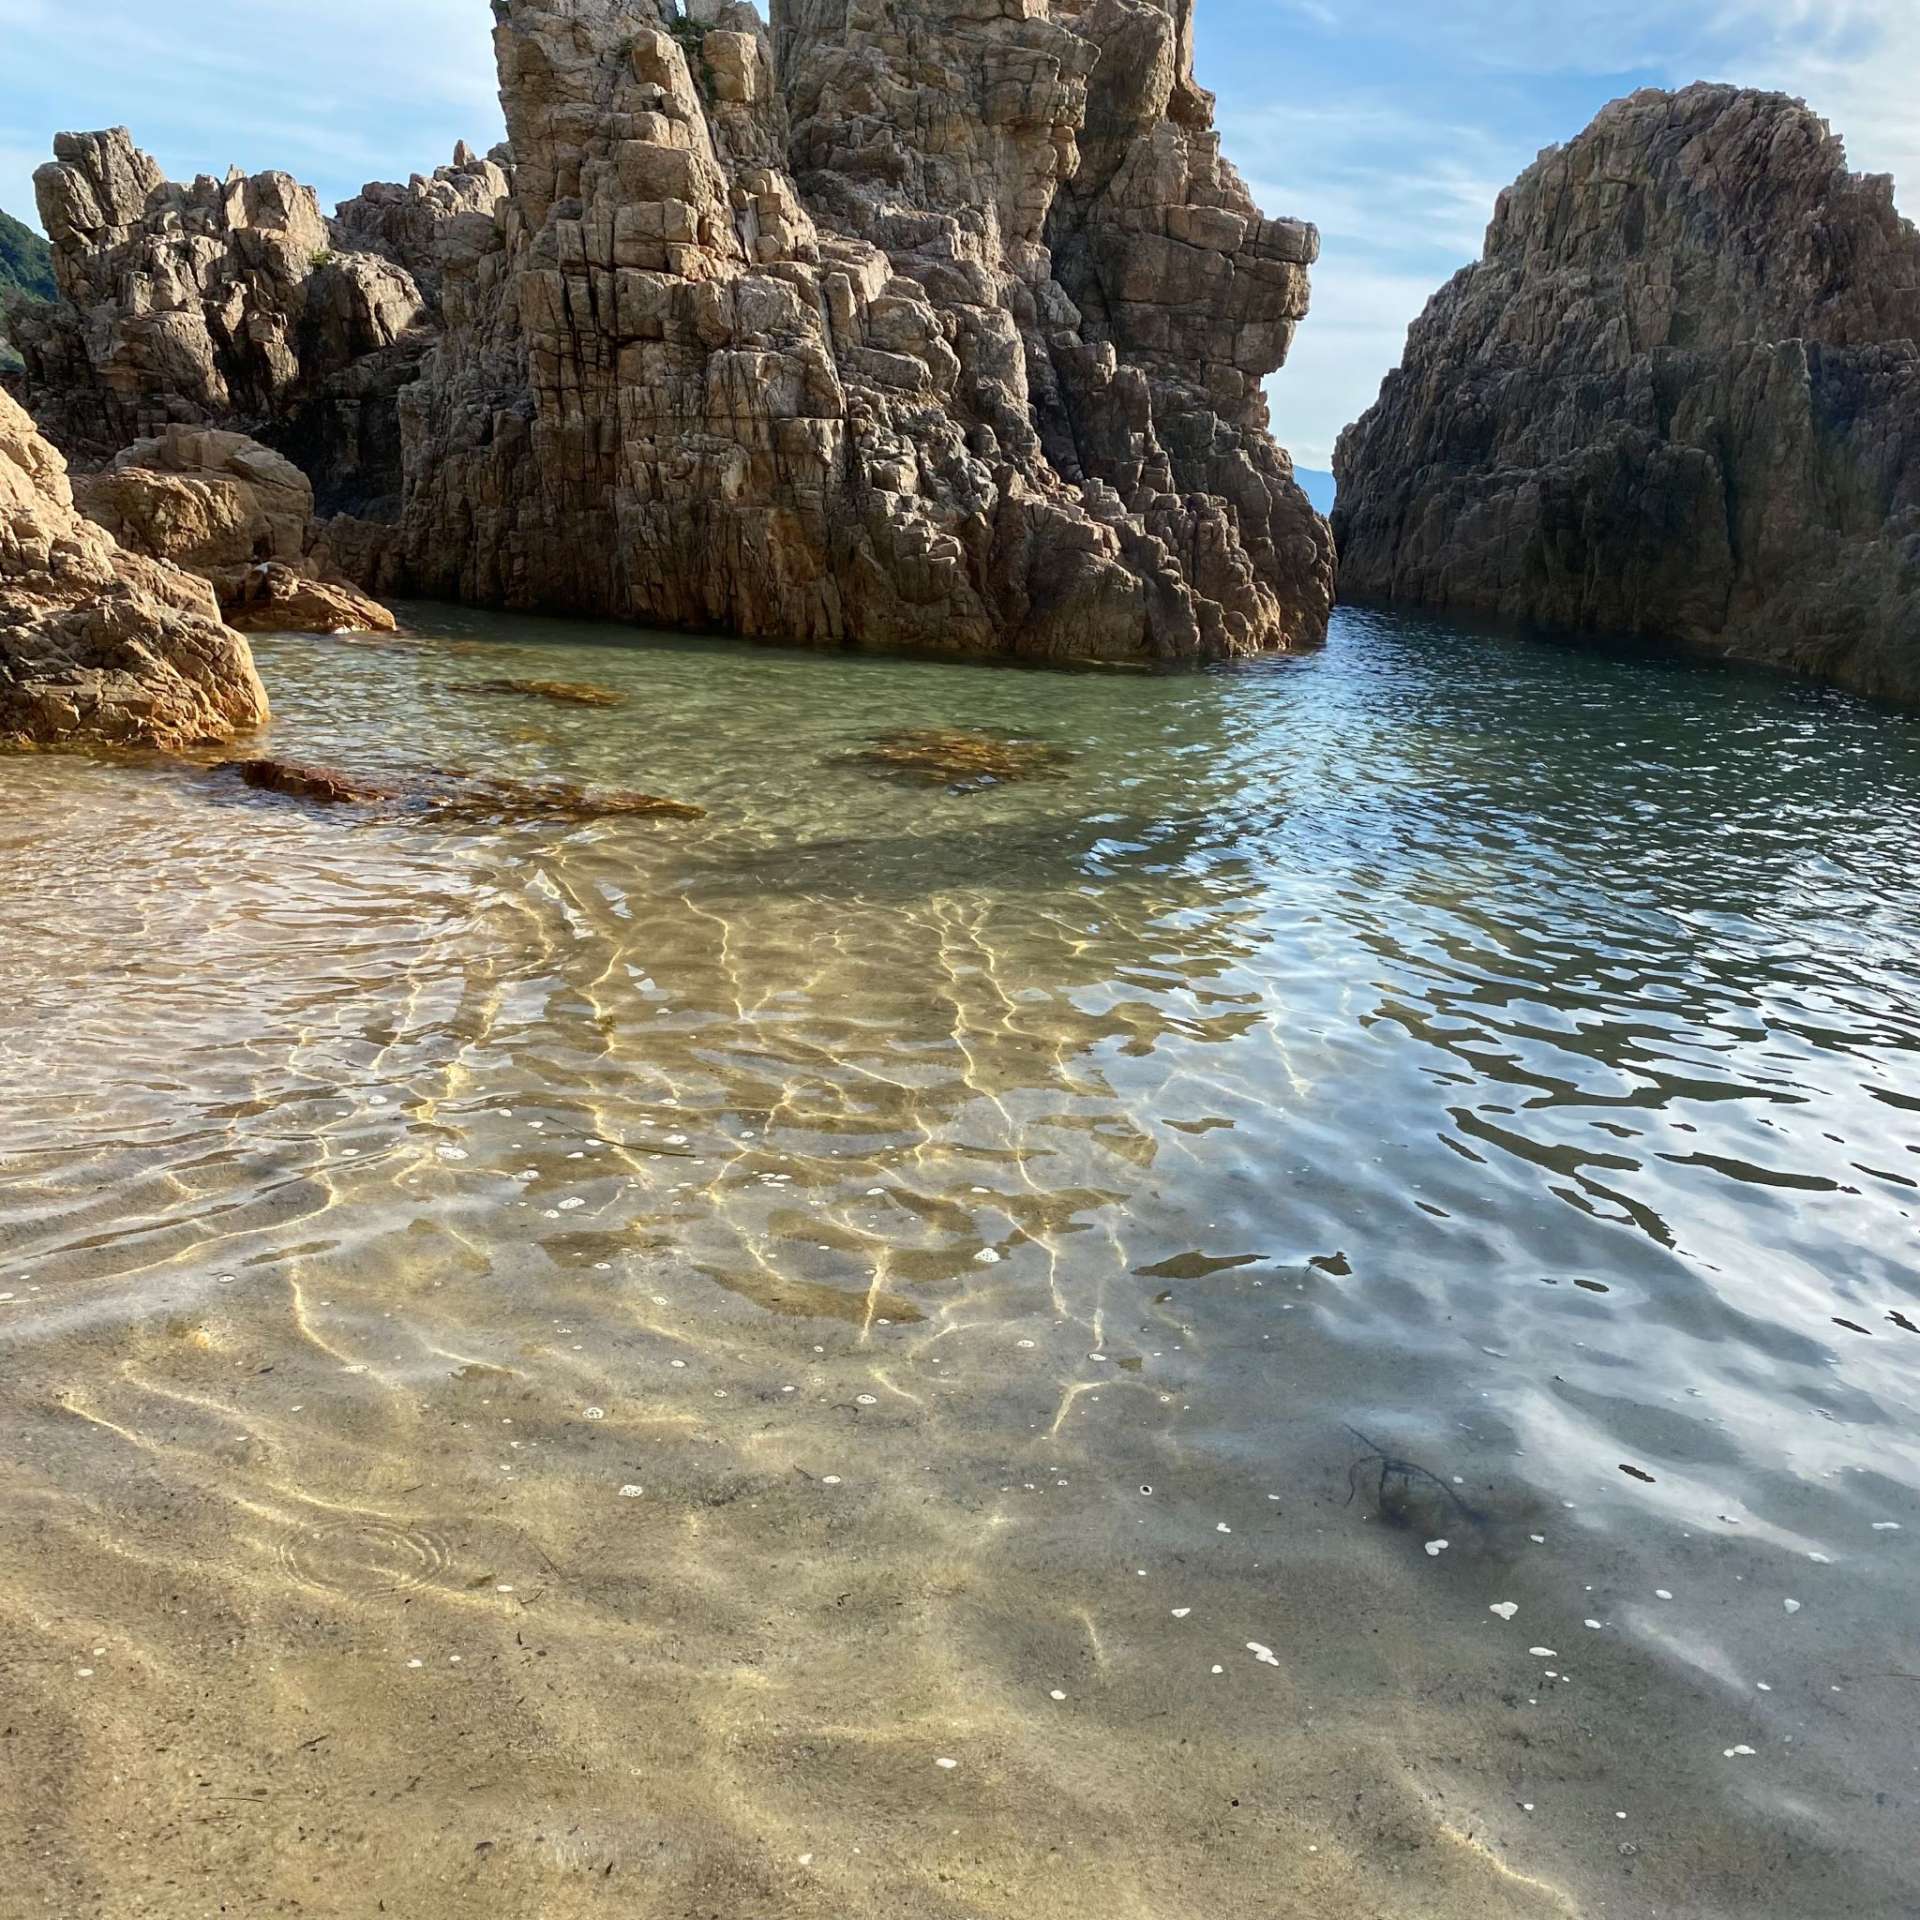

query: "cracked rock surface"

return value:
[1334, 84, 1920, 703]
[0, 389, 267, 748]
[18, 0, 1331, 668]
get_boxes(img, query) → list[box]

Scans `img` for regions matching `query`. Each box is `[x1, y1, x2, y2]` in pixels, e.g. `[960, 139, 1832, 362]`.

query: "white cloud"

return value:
[1269, 262, 1454, 470]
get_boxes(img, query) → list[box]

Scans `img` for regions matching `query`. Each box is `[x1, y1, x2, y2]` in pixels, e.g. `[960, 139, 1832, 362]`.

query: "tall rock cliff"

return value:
[20, 0, 1331, 668]
[1334, 84, 1920, 703]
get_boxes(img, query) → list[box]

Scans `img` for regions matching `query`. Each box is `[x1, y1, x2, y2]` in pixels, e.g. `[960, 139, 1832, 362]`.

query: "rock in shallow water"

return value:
[454, 678, 628, 709]
[0, 391, 268, 749]
[219, 564, 398, 636]
[217, 756, 704, 822]
[1333, 84, 1920, 704]
[843, 727, 1077, 787]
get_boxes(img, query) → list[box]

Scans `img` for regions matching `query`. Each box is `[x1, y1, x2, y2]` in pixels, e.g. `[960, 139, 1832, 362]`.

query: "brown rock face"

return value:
[19, 132, 333, 450]
[1333, 84, 1920, 703]
[14, 130, 510, 520]
[21, 0, 1330, 668]
[78, 427, 314, 575]
[75, 425, 400, 633]
[217, 565, 400, 636]
[0, 390, 267, 748]
[387, 0, 1330, 663]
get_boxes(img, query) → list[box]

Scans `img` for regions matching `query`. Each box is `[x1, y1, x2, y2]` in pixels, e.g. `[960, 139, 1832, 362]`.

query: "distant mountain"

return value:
[0, 208, 55, 303]
[1294, 466, 1336, 516]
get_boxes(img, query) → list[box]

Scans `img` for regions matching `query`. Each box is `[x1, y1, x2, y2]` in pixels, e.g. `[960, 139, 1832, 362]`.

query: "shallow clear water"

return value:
[2, 604, 1917, 1918]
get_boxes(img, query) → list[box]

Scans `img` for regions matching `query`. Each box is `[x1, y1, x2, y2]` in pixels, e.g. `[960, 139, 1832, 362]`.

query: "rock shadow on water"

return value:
[840, 726, 1079, 790]
[210, 756, 705, 823]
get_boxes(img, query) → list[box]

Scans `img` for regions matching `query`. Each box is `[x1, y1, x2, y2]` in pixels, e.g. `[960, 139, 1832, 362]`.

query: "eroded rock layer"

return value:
[76, 426, 399, 633]
[0, 390, 267, 747]
[1333, 84, 1920, 702]
[21, 0, 1331, 668]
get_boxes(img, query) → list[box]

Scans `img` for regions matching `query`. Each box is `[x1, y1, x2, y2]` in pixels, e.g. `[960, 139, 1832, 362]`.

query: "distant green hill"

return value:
[0, 208, 53, 372]
[0, 207, 54, 302]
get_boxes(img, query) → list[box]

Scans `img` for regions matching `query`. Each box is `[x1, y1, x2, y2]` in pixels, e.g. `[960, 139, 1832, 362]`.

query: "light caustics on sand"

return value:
[0, 603, 1917, 1919]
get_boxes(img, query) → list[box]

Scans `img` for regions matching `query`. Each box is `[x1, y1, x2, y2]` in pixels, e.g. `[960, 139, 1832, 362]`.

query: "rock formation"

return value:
[0, 389, 267, 747]
[76, 426, 398, 632]
[1334, 84, 1920, 703]
[18, 0, 1331, 669]
[12, 132, 510, 521]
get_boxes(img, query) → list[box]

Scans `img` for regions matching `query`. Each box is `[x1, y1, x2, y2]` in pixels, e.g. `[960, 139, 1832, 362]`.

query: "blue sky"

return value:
[3, 0, 1915, 468]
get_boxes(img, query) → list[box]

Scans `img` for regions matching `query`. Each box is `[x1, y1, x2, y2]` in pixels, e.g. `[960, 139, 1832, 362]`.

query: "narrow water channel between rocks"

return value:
[2, 604, 1916, 1918]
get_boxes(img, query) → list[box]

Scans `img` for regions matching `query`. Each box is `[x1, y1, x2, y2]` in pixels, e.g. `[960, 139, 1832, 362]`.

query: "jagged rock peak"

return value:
[1474, 84, 1920, 352]
[332, 144, 514, 298]
[382, 0, 1332, 663]
[1334, 84, 1920, 703]
[16, 0, 1332, 668]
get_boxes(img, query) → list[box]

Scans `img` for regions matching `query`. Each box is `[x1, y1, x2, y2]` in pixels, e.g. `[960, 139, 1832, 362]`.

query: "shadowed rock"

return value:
[1334, 84, 1920, 704]
[74, 426, 400, 634]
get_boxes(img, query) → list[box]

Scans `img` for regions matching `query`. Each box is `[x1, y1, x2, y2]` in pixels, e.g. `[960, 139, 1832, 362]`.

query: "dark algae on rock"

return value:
[454, 677, 630, 708]
[844, 726, 1078, 787]
[1334, 84, 1920, 704]
[218, 755, 704, 821]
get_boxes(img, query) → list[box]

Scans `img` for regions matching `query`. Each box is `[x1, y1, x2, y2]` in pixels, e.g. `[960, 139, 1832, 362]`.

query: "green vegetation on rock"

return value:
[0, 207, 54, 372]
[0, 208, 55, 303]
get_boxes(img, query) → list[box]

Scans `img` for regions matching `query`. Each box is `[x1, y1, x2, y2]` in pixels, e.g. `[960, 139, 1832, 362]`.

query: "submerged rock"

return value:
[455, 677, 628, 708]
[1334, 84, 1920, 703]
[0, 390, 267, 749]
[223, 758, 391, 805]
[844, 727, 1077, 787]
[19, 0, 1332, 670]
[218, 756, 704, 822]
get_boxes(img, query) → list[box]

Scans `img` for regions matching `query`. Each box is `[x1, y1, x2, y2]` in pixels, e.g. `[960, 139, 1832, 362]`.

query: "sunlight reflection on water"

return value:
[0, 603, 1916, 1917]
